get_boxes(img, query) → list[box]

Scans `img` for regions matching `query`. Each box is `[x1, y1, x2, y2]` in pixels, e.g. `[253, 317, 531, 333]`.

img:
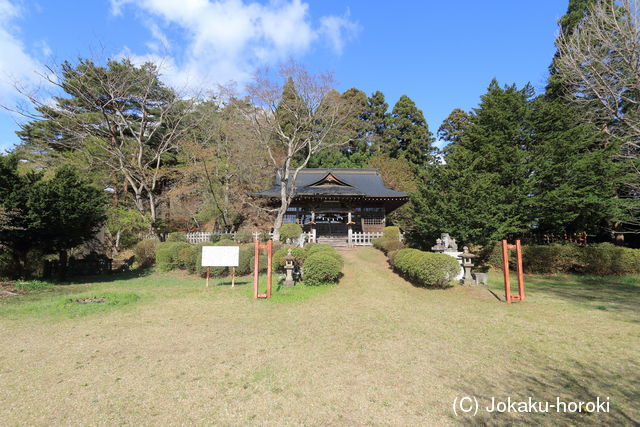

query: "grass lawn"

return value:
[0, 247, 638, 425]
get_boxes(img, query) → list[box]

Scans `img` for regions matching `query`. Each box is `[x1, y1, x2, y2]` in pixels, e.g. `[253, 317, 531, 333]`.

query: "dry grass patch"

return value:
[0, 248, 638, 425]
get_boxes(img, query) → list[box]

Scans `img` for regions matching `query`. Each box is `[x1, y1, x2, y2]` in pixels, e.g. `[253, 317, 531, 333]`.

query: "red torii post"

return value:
[501, 239, 525, 303]
[253, 239, 273, 299]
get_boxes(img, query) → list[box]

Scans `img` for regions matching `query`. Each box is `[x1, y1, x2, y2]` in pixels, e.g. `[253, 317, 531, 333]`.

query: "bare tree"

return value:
[12, 57, 198, 230]
[556, 0, 640, 228]
[245, 62, 352, 240]
[175, 96, 271, 232]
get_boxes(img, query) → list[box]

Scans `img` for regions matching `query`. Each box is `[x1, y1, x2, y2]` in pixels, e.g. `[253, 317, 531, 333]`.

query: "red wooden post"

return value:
[253, 239, 259, 299]
[515, 240, 525, 302]
[501, 240, 511, 303]
[266, 239, 273, 298]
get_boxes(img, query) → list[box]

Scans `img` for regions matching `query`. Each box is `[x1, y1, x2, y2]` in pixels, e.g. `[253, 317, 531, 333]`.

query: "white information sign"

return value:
[201, 246, 239, 267]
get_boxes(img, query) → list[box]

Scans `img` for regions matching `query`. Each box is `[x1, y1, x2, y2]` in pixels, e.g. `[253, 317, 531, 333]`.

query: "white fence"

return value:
[185, 231, 275, 244]
[185, 232, 235, 244]
[179, 229, 394, 246]
[349, 231, 383, 246]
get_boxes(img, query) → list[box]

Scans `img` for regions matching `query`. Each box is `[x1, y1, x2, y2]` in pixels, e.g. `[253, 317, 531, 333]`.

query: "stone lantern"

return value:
[283, 249, 295, 287]
[460, 246, 478, 286]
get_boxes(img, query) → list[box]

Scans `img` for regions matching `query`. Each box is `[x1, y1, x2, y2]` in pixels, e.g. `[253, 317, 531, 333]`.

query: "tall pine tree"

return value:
[382, 95, 436, 167]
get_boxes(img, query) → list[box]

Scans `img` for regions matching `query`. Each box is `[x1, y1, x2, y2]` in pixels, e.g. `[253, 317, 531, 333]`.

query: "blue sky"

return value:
[0, 0, 568, 152]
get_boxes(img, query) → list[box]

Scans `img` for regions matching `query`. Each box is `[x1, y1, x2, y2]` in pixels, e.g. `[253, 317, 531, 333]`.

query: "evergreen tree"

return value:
[307, 88, 373, 168]
[0, 155, 107, 278]
[382, 95, 436, 167]
[437, 108, 471, 155]
[528, 97, 619, 234]
[366, 90, 389, 146]
[412, 80, 535, 246]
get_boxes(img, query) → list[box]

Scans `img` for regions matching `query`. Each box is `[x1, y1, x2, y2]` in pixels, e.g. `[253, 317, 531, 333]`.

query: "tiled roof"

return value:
[255, 168, 408, 198]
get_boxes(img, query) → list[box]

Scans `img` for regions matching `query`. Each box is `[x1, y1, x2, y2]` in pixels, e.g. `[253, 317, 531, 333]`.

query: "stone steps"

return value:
[317, 236, 349, 248]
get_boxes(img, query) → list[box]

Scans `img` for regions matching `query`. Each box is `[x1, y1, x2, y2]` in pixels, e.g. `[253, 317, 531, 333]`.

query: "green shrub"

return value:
[522, 244, 582, 274]
[259, 232, 272, 242]
[483, 241, 640, 276]
[303, 252, 342, 286]
[166, 232, 187, 242]
[372, 237, 405, 254]
[575, 243, 640, 276]
[209, 233, 221, 243]
[235, 229, 254, 243]
[215, 238, 237, 247]
[387, 249, 401, 264]
[279, 223, 303, 242]
[177, 246, 197, 272]
[156, 242, 191, 272]
[382, 226, 401, 241]
[237, 246, 255, 275]
[323, 250, 344, 268]
[306, 243, 335, 256]
[133, 239, 159, 268]
[273, 247, 308, 272]
[391, 248, 460, 288]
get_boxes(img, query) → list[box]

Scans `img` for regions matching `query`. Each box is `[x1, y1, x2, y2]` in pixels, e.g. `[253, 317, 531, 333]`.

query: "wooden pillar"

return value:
[310, 210, 316, 242]
[501, 240, 511, 304]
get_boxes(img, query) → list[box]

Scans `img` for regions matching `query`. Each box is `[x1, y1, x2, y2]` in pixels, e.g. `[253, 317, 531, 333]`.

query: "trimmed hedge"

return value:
[279, 223, 303, 242]
[303, 252, 342, 286]
[166, 232, 187, 242]
[305, 243, 335, 256]
[156, 241, 191, 272]
[485, 242, 640, 276]
[372, 226, 405, 255]
[391, 248, 460, 288]
[382, 226, 401, 240]
[133, 239, 158, 268]
[372, 237, 405, 254]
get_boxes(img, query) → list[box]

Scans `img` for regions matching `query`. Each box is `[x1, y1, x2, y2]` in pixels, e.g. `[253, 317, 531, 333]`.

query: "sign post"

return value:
[201, 246, 240, 288]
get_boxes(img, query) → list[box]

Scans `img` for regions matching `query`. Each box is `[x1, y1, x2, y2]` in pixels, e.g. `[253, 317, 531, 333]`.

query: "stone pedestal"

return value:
[283, 249, 295, 287]
[460, 246, 478, 285]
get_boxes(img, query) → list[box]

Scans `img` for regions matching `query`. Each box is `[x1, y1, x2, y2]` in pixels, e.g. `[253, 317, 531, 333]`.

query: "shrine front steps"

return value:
[316, 236, 350, 248]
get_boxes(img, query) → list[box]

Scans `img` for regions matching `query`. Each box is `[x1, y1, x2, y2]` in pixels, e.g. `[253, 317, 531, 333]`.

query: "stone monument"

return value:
[460, 246, 478, 285]
[431, 233, 463, 280]
[283, 249, 295, 287]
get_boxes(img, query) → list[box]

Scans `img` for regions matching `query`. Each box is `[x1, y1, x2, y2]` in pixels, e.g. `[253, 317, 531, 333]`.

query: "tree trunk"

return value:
[12, 251, 24, 279]
[58, 250, 68, 281]
[272, 206, 286, 242]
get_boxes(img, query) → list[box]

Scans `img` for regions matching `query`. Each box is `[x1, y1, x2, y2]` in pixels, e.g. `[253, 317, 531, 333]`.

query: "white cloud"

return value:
[320, 10, 360, 55]
[110, 0, 359, 90]
[0, 0, 46, 106]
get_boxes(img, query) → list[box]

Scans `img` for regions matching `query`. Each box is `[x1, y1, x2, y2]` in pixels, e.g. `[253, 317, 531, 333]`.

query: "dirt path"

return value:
[0, 247, 638, 425]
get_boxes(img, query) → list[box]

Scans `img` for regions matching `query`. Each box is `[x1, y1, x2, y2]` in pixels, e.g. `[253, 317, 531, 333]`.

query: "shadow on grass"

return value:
[452, 357, 640, 425]
[50, 267, 155, 285]
[528, 275, 640, 320]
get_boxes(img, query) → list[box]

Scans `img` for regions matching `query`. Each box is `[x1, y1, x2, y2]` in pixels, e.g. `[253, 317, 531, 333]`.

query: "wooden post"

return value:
[206, 267, 211, 288]
[253, 239, 259, 299]
[515, 240, 525, 302]
[231, 267, 235, 288]
[266, 240, 273, 298]
[501, 240, 511, 303]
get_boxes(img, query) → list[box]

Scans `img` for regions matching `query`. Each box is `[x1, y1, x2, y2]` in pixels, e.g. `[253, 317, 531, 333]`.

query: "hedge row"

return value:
[372, 226, 405, 254]
[148, 240, 276, 277]
[135, 237, 344, 285]
[486, 242, 640, 276]
[390, 249, 461, 288]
